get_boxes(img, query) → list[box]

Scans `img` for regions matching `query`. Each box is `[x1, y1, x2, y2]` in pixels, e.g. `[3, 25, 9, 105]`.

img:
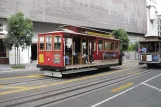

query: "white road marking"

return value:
[142, 83, 161, 91]
[90, 73, 161, 107]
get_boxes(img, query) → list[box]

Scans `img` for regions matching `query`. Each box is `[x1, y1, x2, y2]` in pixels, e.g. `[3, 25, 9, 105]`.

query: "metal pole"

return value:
[28, 46, 29, 63]
[19, 48, 20, 65]
[159, 42, 160, 53]
[15, 47, 16, 65]
[88, 40, 89, 63]
[97, 39, 98, 55]
[64, 38, 65, 66]
[17, 47, 18, 65]
[80, 37, 82, 64]
[72, 36, 73, 65]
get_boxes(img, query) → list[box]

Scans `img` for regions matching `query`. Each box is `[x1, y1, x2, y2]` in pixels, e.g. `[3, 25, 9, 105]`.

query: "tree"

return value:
[128, 42, 139, 52]
[112, 28, 129, 51]
[3, 12, 33, 65]
[133, 42, 139, 52]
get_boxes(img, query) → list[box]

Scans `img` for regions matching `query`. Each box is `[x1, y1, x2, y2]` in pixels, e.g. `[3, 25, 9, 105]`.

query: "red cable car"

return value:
[37, 26, 122, 77]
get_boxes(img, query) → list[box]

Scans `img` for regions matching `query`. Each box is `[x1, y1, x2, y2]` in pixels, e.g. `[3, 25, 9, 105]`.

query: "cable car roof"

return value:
[140, 40, 161, 42]
[39, 28, 120, 41]
[140, 36, 161, 42]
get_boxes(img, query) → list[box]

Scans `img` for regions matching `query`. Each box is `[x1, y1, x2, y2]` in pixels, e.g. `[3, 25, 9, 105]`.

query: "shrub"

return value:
[12, 65, 25, 69]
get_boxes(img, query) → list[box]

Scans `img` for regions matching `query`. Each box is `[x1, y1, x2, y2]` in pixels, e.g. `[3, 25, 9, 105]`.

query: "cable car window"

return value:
[94, 42, 96, 51]
[115, 42, 119, 50]
[39, 36, 44, 51]
[105, 41, 109, 50]
[46, 35, 52, 51]
[110, 41, 114, 50]
[54, 36, 61, 50]
[155, 43, 159, 52]
[98, 40, 103, 50]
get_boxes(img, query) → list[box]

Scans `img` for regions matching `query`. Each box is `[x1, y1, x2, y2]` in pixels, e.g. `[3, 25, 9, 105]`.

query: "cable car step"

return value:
[62, 67, 98, 75]
[44, 71, 62, 78]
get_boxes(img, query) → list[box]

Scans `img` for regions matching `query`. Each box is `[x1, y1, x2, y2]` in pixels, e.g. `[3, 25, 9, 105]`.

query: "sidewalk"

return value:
[0, 61, 38, 72]
[0, 60, 139, 72]
[123, 59, 139, 62]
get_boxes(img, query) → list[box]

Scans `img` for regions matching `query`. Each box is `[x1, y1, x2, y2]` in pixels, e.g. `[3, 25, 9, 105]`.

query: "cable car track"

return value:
[0, 68, 154, 107]
[0, 65, 144, 86]
[0, 77, 63, 86]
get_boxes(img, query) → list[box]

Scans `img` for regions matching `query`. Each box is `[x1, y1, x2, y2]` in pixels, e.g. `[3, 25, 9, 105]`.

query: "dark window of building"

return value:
[158, 26, 159, 31]
[0, 39, 6, 57]
[0, 23, 3, 32]
[0, 23, 3, 27]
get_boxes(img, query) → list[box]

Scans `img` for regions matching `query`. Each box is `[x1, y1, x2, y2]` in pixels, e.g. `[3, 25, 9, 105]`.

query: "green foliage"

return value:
[3, 12, 33, 50]
[128, 42, 139, 51]
[128, 44, 135, 51]
[112, 28, 129, 51]
[133, 42, 139, 52]
[12, 65, 25, 69]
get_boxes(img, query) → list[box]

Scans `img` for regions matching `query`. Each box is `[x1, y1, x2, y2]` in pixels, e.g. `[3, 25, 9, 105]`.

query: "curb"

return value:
[0, 68, 39, 73]
[123, 60, 138, 62]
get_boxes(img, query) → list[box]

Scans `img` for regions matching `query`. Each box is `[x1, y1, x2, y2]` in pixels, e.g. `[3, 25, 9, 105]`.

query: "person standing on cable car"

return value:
[89, 42, 94, 63]
[82, 45, 88, 63]
[64, 45, 69, 65]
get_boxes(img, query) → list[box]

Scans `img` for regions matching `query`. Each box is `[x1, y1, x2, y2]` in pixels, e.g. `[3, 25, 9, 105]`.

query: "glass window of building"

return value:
[54, 36, 61, 50]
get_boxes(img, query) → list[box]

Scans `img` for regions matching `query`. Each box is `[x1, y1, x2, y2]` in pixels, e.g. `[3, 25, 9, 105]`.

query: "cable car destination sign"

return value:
[85, 31, 114, 39]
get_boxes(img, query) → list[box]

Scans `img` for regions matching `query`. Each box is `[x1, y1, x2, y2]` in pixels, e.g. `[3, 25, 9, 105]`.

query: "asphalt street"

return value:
[0, 61, 160, 107]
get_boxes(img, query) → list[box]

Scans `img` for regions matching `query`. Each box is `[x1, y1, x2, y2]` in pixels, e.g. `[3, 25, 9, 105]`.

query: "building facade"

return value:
[146, 0, 158, 36]
[158, 14, 161, 36]
[0, 0, 147, 64]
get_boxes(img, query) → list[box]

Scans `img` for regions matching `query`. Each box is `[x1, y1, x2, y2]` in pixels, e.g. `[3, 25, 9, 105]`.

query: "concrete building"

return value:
[0, 0, 147, 64]
[146, 0, 158, 36]
[158, 14, 161, 36]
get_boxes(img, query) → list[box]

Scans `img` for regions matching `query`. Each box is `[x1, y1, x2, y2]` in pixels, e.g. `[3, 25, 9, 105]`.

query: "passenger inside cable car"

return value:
[64, 35, 96, 65]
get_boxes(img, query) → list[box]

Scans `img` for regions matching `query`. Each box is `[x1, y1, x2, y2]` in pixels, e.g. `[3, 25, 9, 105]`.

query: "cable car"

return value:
[37, 25, 122, 77]
[139, 36, 161, 68]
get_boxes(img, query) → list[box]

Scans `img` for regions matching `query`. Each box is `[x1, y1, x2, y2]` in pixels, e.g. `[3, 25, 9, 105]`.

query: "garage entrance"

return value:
[31, 43, 37, 61]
